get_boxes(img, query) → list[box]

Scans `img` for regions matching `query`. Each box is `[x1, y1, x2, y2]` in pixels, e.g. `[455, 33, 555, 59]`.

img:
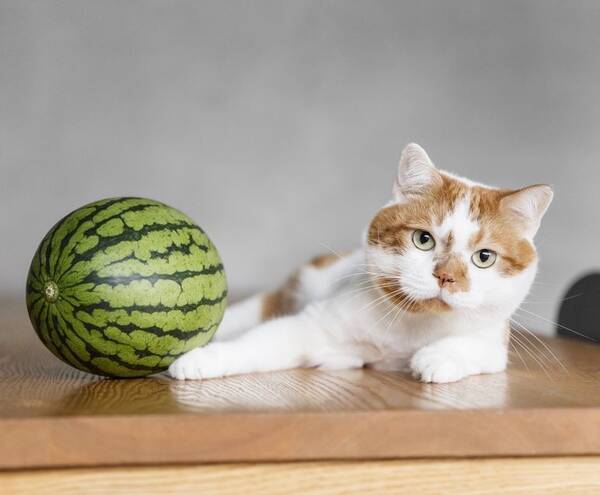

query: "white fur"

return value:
[213, 294, 263, 342]
[169, 144, 551, 384]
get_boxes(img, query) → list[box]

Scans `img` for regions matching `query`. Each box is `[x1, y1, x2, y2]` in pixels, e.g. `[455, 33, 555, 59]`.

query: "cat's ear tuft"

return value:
[393, 143, 442, 202]
[500, 184, 554, 238]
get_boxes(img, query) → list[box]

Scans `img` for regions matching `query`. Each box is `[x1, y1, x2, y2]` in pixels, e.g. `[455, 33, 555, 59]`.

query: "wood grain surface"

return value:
[1, 298, 600, 469]
[4, 457, 600, 495]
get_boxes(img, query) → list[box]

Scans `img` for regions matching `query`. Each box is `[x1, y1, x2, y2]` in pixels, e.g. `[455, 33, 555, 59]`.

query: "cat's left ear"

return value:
[500, 184, 554, 238]
[393, 143, 442, 202]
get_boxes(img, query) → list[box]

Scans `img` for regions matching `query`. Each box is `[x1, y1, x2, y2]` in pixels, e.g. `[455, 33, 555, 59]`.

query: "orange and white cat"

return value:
[170, 144, 553, 383]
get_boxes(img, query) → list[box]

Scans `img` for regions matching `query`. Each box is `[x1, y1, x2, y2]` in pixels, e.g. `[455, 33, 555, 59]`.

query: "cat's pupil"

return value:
[420, 232, 430, 244]
[479, 250, 490, 262]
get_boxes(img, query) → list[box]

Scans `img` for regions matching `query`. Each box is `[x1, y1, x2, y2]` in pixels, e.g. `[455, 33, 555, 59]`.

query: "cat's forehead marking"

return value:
[435, 194, 479, 253]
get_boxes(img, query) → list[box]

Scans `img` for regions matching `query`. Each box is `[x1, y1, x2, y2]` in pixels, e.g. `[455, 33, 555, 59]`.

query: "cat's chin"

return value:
[405, 295, 452, 314]
[437, 291, 484, 313]
[410, 289, 480, 314]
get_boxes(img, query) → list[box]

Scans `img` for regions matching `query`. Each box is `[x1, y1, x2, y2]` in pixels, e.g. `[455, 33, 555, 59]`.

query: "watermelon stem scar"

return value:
[43, 281, 59, 303]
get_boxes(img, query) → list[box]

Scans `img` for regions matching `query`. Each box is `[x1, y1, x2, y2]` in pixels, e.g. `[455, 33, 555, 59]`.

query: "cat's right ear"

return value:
[393, 143, 442, 202]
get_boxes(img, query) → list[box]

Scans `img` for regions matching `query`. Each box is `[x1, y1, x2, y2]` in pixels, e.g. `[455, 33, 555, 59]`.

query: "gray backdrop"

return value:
[2, 1, 600, 335]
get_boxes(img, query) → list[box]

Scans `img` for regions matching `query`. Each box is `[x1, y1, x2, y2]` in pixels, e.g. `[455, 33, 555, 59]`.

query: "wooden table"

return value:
[1, 298, 600, 494]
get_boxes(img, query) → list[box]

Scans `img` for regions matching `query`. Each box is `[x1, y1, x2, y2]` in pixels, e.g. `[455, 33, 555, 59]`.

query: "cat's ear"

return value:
[393, 143, 442, 202]
[500, 184, 553, 238]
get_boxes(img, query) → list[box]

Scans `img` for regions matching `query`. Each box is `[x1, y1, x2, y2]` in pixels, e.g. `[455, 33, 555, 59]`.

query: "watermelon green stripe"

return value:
[148, 240, 210, 257]
[51, 198, 151, 279]
[39, 222, 59, 281]
[27, 265, 44, 286]
[45, 307, 96, 375]
[33, 299, 51, 344]
[27, 294, 44, 313]
[57, 222, 214, 276]
[63, 234, 215, 273]
[79, 264, 224, 287]
[47, 200, 109, 272]
[82, 317, 219, 342]
[48, 206, 96, 278]
[27, 278, 43, 293]
[26, 197, 227, 378]
[54, 287, 167, 373]
[64, 291, 226, 316]
[59, 268, 226, 303]
[59, 222, 205, 276]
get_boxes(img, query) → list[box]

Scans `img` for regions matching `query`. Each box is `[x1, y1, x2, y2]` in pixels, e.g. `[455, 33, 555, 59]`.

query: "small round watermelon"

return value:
[25, 197, 227, 378]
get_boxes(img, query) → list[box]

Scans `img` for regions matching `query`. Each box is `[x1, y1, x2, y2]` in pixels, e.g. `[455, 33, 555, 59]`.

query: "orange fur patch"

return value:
[261, 252, 348, 321]
[368, 174, 471, 252]
[468, 186, 536, 276]
[309, 253, 344, 269]
[261, 274, 299, 320]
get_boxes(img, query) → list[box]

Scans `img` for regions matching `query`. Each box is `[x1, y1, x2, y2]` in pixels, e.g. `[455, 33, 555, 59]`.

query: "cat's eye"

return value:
[412, 230, 435, 251]
[472, 249, 497, 269]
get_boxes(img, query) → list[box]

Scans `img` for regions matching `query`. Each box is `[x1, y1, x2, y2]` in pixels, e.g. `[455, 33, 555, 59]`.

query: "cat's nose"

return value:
[433, 270, 456, 288]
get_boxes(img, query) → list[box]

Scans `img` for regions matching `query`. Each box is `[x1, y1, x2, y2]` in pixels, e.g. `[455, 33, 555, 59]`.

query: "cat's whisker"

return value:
[510, 334, 548, 377]
[473, 307, 551, 373]
[364, 284, 416, 316]
[530, 280, 565, 287]
[507, 337, 529, 372]
[332, 269, 384, 283]
[509, 317, 568, 373]
[355, 286, 408, 316]
[510, 326, 557, 371]
[509, 330, 553, 379]
[397, 274, 428, 284]
[521, 293, 583, 305]
[515, 307, 597, 343]
[352, 287, 399, 314]
[343, 276, 395, 288]
[343, 282, 394, 295]
[476, 306, 565, 375]
[367, 290, 415, 341]
[342, 284, 396, 305]
[317, 243, 346, 261]
[380, 294, 416, 345]
[340, 278, 399, 297]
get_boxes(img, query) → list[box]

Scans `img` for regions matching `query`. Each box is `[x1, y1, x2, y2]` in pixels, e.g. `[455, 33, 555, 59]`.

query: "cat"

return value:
[169, 143, 553, 383]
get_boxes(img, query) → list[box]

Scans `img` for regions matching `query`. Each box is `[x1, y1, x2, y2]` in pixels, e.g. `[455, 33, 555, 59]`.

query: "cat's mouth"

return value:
[377, 276, 451, 313]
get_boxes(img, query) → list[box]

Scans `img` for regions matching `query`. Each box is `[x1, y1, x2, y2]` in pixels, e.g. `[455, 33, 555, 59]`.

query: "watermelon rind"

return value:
[25, 197, 227, 378]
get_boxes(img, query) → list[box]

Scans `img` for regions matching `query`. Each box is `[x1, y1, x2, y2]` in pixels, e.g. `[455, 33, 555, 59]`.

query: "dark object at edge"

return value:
[557, 272, 600, 343]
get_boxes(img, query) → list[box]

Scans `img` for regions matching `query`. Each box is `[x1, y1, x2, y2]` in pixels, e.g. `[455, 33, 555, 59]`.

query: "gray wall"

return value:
[2, 1, 600, 335]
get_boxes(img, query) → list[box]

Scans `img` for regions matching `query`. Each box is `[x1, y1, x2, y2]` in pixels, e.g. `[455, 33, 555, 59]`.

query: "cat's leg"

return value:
[169, 304, 363, 380]
[410, 334, 508, 384]
[212, 294, 265, 342]
[213, 251, 362, 343]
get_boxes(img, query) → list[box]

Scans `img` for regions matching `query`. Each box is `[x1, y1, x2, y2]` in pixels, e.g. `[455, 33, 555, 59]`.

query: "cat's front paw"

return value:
[168, 345, 224, 380]
[410, 346, 476, 384]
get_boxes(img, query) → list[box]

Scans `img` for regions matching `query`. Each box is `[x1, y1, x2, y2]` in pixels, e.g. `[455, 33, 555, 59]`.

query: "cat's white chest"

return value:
[322, 289, 453, 362]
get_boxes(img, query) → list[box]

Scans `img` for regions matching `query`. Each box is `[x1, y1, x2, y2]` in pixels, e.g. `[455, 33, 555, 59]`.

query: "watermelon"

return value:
[25, 197, 227, 378]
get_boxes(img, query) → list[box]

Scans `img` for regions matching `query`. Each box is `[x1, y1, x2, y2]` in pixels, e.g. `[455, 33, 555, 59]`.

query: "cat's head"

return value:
[366, 143, 553, 317]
